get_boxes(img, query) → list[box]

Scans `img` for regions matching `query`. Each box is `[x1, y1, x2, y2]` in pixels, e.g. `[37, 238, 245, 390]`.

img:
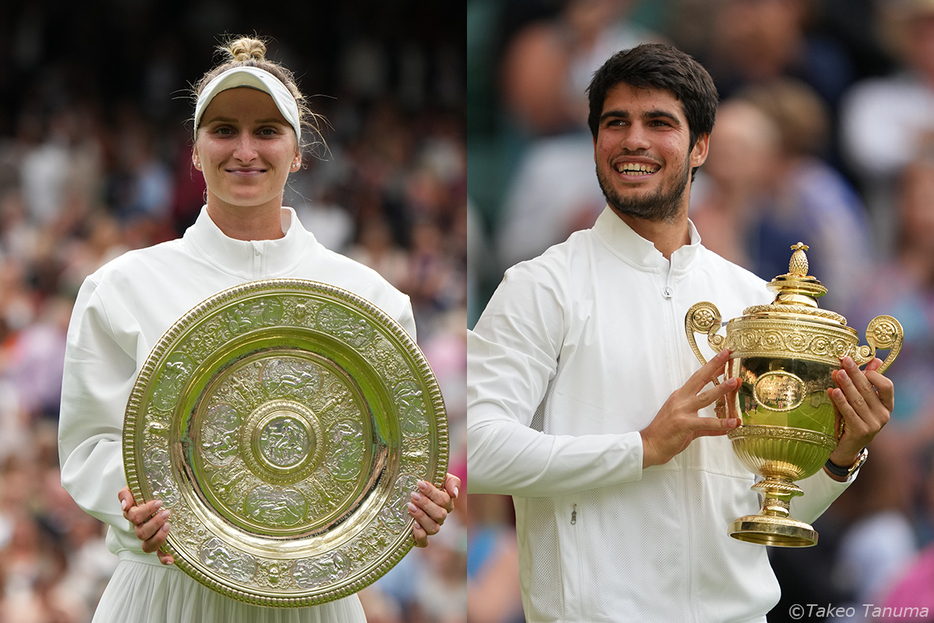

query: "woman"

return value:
[57, 36, 459, 622]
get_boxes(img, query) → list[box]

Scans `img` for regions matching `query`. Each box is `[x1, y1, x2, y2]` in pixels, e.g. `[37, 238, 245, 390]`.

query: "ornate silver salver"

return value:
[123, 279, 448, 606]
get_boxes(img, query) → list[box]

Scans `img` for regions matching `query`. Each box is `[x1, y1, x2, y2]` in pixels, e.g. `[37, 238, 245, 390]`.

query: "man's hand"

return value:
[118, 487, 174, 565]
[824, 356, 894, 480]
[641, 349, 740, 468]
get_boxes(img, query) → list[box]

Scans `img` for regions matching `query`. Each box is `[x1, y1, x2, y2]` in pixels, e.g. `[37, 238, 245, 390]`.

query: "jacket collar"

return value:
[184, 206, 314, 277]
[592, 206, 702, 274]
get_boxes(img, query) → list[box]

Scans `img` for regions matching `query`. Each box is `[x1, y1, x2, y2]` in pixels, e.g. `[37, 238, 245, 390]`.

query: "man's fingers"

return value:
[695, 376, 740, 409]
[865, 364, 895, 412]
[685, 349, 731, 393]
[834, 358, 886, 422]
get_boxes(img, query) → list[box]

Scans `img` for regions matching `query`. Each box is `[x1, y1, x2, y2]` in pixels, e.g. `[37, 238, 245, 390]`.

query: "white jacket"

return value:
[58, 207, 413, 620]
[467, 208, 851, 623]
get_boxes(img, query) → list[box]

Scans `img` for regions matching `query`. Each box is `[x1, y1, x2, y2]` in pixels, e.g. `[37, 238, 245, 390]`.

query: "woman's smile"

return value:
[193, 87, 300, 214]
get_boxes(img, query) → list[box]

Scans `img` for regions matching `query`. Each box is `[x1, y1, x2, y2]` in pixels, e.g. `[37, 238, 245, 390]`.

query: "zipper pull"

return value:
[571, 504, 577, 525]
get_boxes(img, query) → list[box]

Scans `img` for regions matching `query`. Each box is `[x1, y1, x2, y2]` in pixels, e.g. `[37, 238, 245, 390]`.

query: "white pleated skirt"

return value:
[92, 558, 367, 623]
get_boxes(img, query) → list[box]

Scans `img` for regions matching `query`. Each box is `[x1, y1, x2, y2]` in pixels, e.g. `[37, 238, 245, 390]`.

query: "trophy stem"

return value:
[728, 477, 818, 548]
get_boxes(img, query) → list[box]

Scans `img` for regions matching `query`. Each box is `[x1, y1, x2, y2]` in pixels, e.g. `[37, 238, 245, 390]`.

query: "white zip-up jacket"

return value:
[467, 208, 852, 623]
[58, 207, 413, 622]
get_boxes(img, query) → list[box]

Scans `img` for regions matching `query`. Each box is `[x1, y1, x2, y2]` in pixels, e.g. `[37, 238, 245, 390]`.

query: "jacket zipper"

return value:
[570, 502, 584, 620]
[663, 265, 696, 621]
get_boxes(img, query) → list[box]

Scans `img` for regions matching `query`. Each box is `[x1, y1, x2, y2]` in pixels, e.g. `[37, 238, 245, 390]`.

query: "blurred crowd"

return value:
[468, 0, 934, 621]
[0, 1, 466, 622]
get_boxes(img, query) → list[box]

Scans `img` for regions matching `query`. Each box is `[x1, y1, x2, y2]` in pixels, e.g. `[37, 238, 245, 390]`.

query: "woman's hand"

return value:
[118, 487, 174, 565]
[409, 472, 460, 548]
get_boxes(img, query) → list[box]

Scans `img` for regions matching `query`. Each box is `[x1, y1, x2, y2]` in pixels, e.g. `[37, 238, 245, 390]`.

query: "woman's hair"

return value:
[191, 35, 326, 155]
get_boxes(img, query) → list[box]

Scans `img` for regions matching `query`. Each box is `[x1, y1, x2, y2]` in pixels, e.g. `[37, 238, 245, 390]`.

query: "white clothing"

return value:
[92, 559, 366, 623]
[59, 206, 414, 622]
[496, 133, 606, 272]
[467, 207, 852, 623]
[839, 71, 934, 181]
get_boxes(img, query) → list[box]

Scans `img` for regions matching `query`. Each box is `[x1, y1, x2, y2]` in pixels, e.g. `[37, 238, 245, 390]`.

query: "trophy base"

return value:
[729, 515, 818, 548]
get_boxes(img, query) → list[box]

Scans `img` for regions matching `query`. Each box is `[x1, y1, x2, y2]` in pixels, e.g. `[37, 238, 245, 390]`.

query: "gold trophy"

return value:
[685, 243, 903, 547]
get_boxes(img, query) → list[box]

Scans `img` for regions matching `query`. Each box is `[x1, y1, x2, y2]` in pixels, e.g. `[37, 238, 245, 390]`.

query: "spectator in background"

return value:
[500, 0, 663, 136]
[465, 493, 523, 623]
[493, 0, 664, 274]
[877, 450, 934, 619]
[825, 436, 917, 618]
[849, 154, 934, 454]
[689, 97, 781, 268]
[840, 0, 934, 251]
[697, 0, 855, 110]
[737, 78, 870, 314]
[693, 78, 872, 313]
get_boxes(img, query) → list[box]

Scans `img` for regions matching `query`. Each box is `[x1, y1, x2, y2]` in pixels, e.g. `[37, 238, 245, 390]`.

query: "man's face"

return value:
[593, 82, 708, 223]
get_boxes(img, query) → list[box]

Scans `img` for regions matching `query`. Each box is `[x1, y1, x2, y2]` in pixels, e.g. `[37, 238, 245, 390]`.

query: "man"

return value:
[467, 44, 893, 622]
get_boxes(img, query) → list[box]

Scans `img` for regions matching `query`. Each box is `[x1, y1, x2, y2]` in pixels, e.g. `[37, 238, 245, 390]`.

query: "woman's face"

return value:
[193, 87, 300, 213]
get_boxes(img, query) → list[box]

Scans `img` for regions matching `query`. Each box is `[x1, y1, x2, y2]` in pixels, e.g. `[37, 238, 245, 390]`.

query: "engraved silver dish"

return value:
[123, 279, 448, 606]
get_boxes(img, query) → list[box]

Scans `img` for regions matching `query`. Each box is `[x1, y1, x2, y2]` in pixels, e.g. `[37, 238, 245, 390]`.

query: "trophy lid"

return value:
[744, 243, 848, 326]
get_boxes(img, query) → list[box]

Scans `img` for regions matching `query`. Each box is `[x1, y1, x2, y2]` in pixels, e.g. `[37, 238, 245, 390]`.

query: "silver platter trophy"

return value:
[123, 279, 448, 607]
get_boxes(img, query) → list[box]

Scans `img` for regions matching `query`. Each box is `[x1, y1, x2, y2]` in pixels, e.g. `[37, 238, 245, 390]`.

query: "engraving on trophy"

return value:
[292, 552, 351, 589]
[258, 416, 311, 468]
[317, 304, 375, 348]
[243, 485, 307, 527]
[327, 420, 365, 481]
[143, 446, 179, 505]
[124, 280, 449, 606]
[753, 371, 806, 412]
[201, 403, 242, 466]
[151, 353, 195, 411]
[394, 380, 429, 437]
[226, 298, 283, 334]
[726, 322, 859, 366]
[200, 537, 257, 583]
[261, 358, 321, 401]
[242, 400, 323, 483]
[207, 461, 253, 506]
[380, 474, 420, 529]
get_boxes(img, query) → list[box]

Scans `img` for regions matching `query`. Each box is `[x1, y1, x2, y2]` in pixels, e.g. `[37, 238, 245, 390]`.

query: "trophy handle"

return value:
[685, 302, 726, 371]
[853, 315, 904, 373]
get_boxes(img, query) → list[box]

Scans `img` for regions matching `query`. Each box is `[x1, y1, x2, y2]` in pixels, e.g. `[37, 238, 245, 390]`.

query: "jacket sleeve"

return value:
[58, 276, 140, 531]
[467, 264, 644, 498]
[791, 465, 855, 523]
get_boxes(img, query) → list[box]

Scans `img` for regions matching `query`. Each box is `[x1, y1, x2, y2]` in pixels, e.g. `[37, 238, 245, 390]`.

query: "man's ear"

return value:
[690, 133, 710, 169]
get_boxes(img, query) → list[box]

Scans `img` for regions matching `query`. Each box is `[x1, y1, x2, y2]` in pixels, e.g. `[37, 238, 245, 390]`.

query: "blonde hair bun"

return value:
[226, 37, 267, 63]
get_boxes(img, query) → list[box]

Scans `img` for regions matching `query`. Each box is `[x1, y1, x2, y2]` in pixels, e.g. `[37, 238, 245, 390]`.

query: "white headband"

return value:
[193, 66, 301, 141]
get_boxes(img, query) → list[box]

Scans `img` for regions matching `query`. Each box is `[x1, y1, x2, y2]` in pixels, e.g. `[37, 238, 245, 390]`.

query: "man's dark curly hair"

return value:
[587, 43, 719, 152]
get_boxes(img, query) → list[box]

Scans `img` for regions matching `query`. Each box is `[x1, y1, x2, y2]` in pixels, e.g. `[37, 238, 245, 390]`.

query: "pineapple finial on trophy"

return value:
[789, 243, 809, 277]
